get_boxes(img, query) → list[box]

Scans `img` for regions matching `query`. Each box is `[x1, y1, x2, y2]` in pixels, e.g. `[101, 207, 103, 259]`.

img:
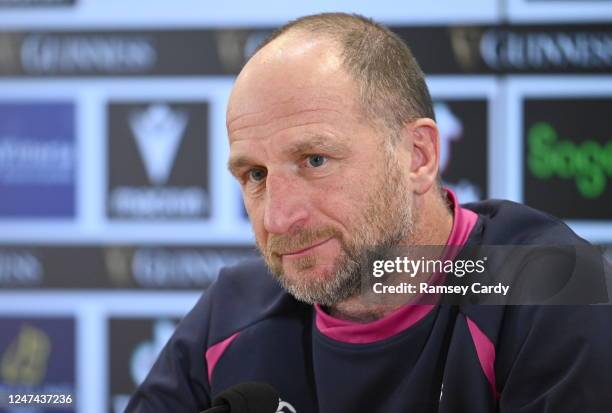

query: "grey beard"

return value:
[273, 252, 363, 306]
[272, 231, 412, 307]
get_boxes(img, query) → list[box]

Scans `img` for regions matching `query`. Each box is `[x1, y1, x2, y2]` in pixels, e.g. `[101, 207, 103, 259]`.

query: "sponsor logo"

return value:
[0, 136, 73, 185]
[448, 25, 612, 73]
[107, 101, 210, 220]
[109, 187, 206, 217]
[434, 100, 487, 202]
[528, 122, 612, 199]
[2, 25, 611, 77]
[480, 28, 612, 71]
[450, 27, 485, 72]
[104, 247, 134, 288]
[523, 98, 612, 220]
[109, 318, 178, 413]
[129, 104, 187, 186]
[0, 318, 75, 405]
[129, 320, 175, 387]
[130, 247, 256, 288]
[21, 34, 156, 75]
[0, 102, 75, 217]
[104, 246, 257, 289]
[0, 245, 256, 290]
[0, 250, 43, 287]
[1, 325, 50, 386]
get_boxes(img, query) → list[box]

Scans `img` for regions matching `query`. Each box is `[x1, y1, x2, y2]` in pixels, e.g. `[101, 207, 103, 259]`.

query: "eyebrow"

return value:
[227, 155, 256, 177]
[227, 135, 351, 176]
[285, 136, 350, 158]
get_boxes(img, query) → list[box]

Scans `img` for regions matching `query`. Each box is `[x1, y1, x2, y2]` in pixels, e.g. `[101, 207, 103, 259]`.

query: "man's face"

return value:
[227, 35, 415, 305]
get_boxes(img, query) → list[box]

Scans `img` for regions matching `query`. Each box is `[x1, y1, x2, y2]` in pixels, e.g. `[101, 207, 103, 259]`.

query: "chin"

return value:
[285, 262, 338, 282]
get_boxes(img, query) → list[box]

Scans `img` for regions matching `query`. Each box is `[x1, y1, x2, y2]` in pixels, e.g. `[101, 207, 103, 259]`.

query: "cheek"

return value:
[244, 199, 266, 243]
[313, 180, 370, 227]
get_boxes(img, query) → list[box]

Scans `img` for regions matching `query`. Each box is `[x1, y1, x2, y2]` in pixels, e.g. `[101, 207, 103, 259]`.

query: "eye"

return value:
[247, 168, 267, 183]
[306, 154, 327, 168]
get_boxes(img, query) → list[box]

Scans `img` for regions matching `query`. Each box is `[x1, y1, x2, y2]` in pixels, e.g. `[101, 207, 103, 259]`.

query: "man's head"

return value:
[226, 13, 443, 306]
[255, 13, 435, 135]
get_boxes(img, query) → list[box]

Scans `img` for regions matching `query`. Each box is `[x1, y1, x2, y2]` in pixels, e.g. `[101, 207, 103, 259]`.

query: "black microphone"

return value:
[200, 382, 280, 413]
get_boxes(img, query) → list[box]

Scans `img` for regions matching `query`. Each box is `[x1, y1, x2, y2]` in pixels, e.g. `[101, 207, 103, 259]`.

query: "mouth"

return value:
[280, 237, 333, 259]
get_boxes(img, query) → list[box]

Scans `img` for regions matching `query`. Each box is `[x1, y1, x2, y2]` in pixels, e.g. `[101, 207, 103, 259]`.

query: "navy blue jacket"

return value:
[127, 200, 612, 412]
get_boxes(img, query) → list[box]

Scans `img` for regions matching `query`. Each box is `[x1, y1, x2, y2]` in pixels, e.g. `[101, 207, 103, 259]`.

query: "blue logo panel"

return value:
[0, 102, 75, 218]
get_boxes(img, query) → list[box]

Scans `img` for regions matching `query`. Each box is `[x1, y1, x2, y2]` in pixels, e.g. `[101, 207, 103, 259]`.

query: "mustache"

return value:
[266, 226, 342, 257]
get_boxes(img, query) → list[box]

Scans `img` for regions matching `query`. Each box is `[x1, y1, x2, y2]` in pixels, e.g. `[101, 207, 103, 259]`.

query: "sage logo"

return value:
[528, 122, 611, 199]
[107, 101, 210, 220]
[523, 98, 612, 220]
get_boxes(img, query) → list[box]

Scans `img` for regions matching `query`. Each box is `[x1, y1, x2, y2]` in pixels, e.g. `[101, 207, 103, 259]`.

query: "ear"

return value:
[404, 118, 440, 195]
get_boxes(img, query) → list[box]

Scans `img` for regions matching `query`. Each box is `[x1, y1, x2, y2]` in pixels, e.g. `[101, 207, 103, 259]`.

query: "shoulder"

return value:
[457, 199, 609, 333]
[213, 257, 282, 305]
[462, 198, 589, 245]
[496, 305, 612, 400]
[201, 257, 305, 345]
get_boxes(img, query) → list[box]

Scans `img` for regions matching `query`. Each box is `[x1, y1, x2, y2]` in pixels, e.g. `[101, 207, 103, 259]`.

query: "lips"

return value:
[280, 237, 333, 258]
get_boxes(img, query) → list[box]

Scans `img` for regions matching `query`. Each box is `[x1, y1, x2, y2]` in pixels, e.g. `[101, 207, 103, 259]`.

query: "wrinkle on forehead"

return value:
[227, 95, 346, 137]
[231, 121, 341, 150]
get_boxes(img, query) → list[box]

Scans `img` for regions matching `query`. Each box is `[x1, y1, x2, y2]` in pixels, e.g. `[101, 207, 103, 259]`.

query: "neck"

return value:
[327, 189, 453, 323]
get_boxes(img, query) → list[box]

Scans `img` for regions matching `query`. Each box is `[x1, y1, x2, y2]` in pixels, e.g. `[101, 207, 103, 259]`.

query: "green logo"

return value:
[527, 122, 612, 199]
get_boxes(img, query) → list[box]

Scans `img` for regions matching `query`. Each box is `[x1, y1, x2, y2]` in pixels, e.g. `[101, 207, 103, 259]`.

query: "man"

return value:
[127, 13, 612, 412]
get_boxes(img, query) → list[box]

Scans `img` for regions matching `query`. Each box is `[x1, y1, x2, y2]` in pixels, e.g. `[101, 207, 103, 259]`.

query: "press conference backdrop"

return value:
[0, 1, 610, 412]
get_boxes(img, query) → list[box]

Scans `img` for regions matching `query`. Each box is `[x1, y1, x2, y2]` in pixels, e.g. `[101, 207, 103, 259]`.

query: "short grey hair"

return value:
[255, 13, 435, 136]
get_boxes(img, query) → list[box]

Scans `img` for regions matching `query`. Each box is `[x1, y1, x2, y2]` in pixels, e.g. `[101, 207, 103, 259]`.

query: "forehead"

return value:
[226, 35, 365, 144]
[228, 94, 353, 145]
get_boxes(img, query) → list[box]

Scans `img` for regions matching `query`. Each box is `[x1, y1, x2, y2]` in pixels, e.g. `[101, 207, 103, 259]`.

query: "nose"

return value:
[263, 173, 309, 235]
